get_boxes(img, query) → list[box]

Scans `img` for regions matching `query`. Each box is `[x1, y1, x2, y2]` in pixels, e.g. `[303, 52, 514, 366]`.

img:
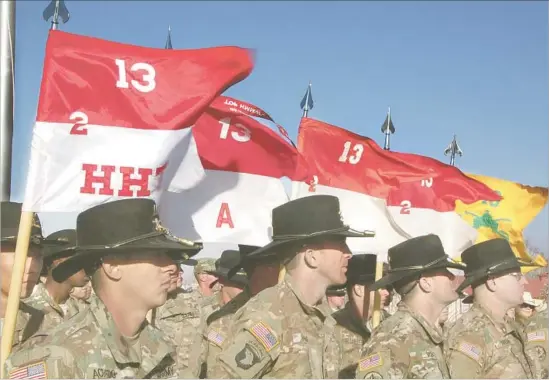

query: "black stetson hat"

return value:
[207, 250, 248, 287]
[43, 229, 77, 261]
[370, 234, 465, 291]
[226, 244, 262, 279]
[1, 202, 44, 245]
[346, 254, 377, 285]
[456, 238, 530, 293]
[52, 199, 202, 282]
[248, 195, 374, 259]
[326, 284, 346, 297]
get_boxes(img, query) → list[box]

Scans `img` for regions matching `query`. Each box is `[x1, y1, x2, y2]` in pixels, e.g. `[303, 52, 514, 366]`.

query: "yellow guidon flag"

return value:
[455, 173, 548, 272]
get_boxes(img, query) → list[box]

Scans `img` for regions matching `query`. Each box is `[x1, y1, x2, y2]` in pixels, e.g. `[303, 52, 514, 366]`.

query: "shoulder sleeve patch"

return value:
[527, 330, 546, 342]
[9, 361, 47, 379]
[457, 341, 482, 362]
[248, 322, 279, 352]
[358, 353, 383, 371]
[206, 329, 225, 347]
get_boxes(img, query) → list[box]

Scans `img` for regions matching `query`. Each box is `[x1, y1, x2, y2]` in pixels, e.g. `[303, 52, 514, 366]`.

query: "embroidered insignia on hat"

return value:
[57, 237, 69, 242]
[358, 353, 382, 371]
[9, 361, 47, 379]
[152, 215, 194, 248]
[249, 322, 279, 352]
[527, 330, 546, 342]
[457, 341, 481, 361]
[207, 329, 225, 347]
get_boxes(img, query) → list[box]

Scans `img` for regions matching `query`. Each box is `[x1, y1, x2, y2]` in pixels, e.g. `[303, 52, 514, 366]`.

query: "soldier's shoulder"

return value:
[207, 291, 249, 326]
[447, 307, 491, 340]
[5, 342, 78, 379]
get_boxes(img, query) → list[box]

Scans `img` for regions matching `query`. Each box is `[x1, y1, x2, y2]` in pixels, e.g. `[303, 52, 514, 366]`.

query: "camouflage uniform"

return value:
[209, 274, 341, 378]
[204, 289, 251, 377]
[332, 302, 370, 378]
[0, 302, 45, 351]
[154, 288, 205, 378]
[523, 307, 548, 379]
[24, 282, 88, 333]
[356, 302, 449, 379]
[4, 295, 178, 379]
[445, 302, 533, 379]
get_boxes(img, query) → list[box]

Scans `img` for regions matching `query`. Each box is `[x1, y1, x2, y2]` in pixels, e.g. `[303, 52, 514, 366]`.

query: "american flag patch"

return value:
[9, 362, 47, 379]
[527, 330, 546, 342]
[457, 341, 481, 361]
[358, 353, 382, 371]
[249, 322, 279, 352]
[207, 329, 225, 347]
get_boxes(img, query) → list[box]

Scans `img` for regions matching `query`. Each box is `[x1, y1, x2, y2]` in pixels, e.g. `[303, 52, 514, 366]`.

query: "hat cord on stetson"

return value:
[388, 255, 450, 273]
[271, 226, 374, 241]
[466, 258, 522, 277]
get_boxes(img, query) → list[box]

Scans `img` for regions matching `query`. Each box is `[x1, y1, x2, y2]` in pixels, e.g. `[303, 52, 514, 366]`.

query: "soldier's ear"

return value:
[303, 249, 319, 269]
[353, 284, 364, 297]
[100, 259, 122, 281]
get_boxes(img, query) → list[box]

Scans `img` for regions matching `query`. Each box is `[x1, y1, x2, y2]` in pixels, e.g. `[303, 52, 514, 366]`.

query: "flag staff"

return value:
[444, 134, 463, 166]
[0, 0, 15, 201]
[43, 0, 70, 31]
[165, 25, 172, 49]
[300, 82, 313, 118]
[381, 107, 395, 150]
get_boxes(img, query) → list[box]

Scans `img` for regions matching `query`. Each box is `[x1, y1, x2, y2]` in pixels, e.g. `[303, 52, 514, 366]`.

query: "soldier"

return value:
[23, 229, 90, 342]
[210, 195, 374, 378]
[204, 244, 280, 378]
[4, 199, 203, 378]
[154, 259, 209, 378]
[192, 258, 221, 317]
[327, 285, 346, 312]
[332, 254, 381, 378]
[356, 234, 465, 379]
[0, 201, 48, 349]
[70, 281, 93, 302]
[445, 238, 533, 378]
[523, 285, 548, 379]
[206, 249, 248, 306]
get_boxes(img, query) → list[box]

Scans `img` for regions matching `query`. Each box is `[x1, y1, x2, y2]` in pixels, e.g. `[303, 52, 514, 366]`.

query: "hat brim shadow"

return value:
[456, 259, 531, 293]
[248, 228, 374, 260]
[52, 234, 202, 283]
[370, 259, 465, 291]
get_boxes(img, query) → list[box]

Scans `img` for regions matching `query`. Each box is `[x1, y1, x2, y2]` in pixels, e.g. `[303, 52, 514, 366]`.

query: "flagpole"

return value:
[384, 107, 391, 150]
[0, 0, 15, 201]
[51, 0, 59, 30]
[301, 82, 312, 118]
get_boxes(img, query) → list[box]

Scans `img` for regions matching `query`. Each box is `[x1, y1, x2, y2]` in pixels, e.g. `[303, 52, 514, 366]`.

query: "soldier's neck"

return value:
[98, 290, 148, 337]
[404, 296, 445, 327]
[44, 276, 71, 305]
[474, 296, 507, 324]
[288, 270, 326, 306]
[199, 283, 214, 297]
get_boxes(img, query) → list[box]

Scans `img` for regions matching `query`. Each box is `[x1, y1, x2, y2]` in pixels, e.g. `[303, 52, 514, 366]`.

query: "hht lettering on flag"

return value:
[22, 30, 254, 212]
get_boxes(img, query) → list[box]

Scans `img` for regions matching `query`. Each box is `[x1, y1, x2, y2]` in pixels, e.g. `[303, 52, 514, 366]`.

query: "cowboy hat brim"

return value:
[248, 227, 375, 260]
[456, 259, 530, 293]
[52, 234, 202, 282]
[370, 258, 465, 291]
[207, 267, 248, 288]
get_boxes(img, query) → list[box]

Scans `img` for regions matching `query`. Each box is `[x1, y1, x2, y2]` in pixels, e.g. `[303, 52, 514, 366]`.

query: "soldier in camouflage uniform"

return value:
[327, 284, 347, 312]
[210, 195, 374, 378]
[191, 258, 221, 317]
[153, 258, 210, 378]
[204, 244, 281, 377]
[0, 201, 50, 350]
[445, 238, 533, 379]
[206, 250, 248, 306]
[23, 229, 90, 342]
[332, 254, 382, 378]
[357, 234, 465, 379]
[4, 199, 203, 378]
[523, 283, 548, 379]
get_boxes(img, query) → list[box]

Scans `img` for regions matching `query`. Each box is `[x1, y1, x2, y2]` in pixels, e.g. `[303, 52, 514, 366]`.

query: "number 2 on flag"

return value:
[69, 111, 89, 135]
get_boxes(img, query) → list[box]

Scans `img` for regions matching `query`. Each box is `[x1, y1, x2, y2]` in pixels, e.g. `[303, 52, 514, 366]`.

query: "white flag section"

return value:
[22, 30, 253, 212]
[160, 171, 288, 245]
[158, 99, 302, 245]
[23, 122, 190, 211]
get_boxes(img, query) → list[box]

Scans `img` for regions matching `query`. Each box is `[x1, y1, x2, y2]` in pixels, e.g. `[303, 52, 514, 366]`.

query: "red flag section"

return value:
[294, 118, 501, 258]
[298, 118, 501, 209]
[159, 97, 301, 246]
[23, 31, 255, 212]
[36, 30, 254, 130]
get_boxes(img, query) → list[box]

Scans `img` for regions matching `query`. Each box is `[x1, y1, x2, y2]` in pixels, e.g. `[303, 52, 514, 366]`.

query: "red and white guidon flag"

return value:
[22, 30, 253, 212]
[292, 118, 501, 259]
[159, 96, 306, 246]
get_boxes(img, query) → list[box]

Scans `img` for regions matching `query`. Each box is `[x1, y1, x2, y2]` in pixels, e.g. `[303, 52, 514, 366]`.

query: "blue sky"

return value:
[10, 1, 548, 254]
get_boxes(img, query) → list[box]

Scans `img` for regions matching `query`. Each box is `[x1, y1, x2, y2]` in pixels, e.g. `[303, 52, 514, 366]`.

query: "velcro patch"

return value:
[249, 322, 279, 352]
[457, 341, 482, 362]
[207, 329, 225, 347]
[527, 330, 546, 342]
[358, 353, 382, 371]
[9, 361, 47, 379]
